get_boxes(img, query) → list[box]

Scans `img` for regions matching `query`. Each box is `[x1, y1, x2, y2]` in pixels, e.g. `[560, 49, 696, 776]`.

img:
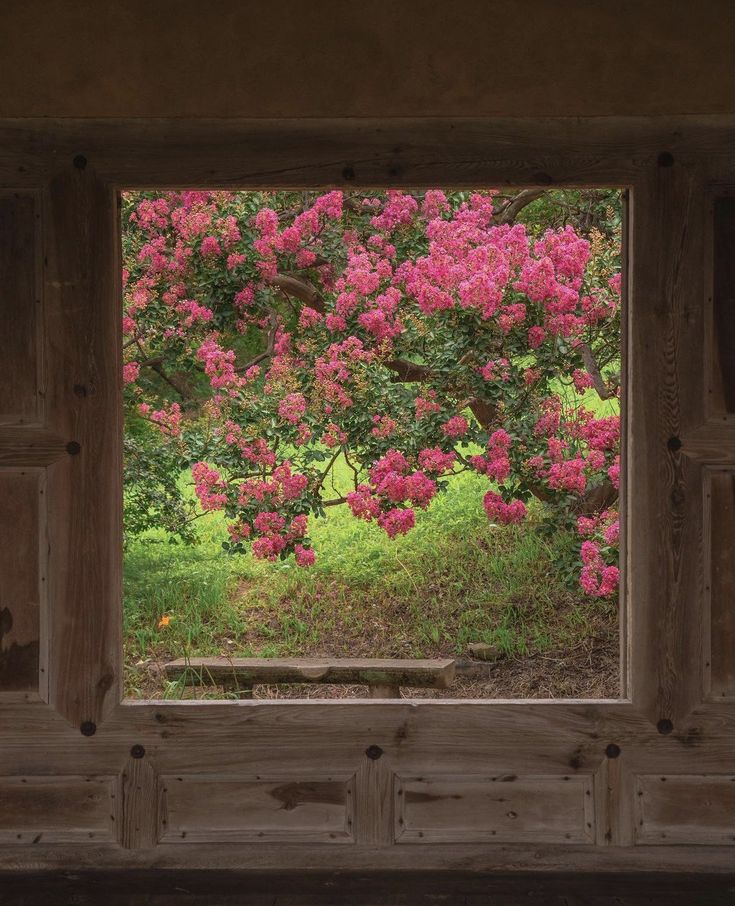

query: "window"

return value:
[121, 186, 625, 700]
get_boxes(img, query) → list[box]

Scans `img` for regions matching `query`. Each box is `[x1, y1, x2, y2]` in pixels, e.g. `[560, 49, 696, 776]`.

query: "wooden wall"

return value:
[1, 1, 735, 118]
[0, 117, 734, 874]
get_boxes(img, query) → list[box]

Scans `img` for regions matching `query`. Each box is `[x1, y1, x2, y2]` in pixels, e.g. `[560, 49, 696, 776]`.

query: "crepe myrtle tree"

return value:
[122, 188, 621, 597]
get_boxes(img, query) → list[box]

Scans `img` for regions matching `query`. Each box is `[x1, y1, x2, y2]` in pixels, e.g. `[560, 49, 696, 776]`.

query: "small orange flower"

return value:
[157, 614, 171, 629]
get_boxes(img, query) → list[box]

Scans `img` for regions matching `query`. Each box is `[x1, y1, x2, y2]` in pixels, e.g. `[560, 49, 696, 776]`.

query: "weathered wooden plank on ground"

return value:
[164, 657, 456, 692]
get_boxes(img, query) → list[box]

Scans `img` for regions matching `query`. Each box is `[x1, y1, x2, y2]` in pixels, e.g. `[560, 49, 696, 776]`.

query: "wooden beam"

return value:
[164, 657, 456, 690]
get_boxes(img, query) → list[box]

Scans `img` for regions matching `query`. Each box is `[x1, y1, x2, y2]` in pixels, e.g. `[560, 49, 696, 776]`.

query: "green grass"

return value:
[123, 456, 616, 698]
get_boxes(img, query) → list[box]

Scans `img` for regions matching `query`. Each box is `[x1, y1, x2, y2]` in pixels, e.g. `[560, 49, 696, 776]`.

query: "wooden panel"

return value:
[119, 758, 158, 850]
[707, 471, 735, 697]
[0, 192, 40, 425]
[0, 775, 117, 844]
[635, 775, 735, 844]
[395, 774, 594, 844]
[711, 197, 735, 413]
[629, 161, 707, 727]
[159, 775, 354, 843]
[0, 469, 44, 694]
[353, 751, 394, 845]
[0, 119, 729, 874]
[6, 118, 735, 191]
[44, 164, 122, 727]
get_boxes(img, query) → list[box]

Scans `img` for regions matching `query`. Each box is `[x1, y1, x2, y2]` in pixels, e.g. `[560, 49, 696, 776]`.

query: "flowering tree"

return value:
[122, 188, 621, 597]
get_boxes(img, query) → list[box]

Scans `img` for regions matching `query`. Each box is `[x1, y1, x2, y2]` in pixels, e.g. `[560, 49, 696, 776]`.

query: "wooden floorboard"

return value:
[1, 871, 735, 905]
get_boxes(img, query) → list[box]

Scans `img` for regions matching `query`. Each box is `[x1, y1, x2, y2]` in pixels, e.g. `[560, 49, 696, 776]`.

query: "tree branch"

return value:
[271, 274, 325, 313]
[384, 359, 434, 382]
[578, 343, 613, 400]
[322, 496, 348, 507]
[149, 362, 192, 400]
[494, 188, 547, 225]
[468, 398, 497, 429]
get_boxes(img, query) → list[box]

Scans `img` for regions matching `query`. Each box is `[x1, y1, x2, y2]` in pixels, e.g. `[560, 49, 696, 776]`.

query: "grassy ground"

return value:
[123, 457, 619, 700]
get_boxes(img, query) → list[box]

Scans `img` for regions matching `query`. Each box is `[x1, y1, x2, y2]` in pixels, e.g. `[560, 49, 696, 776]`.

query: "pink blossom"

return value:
[417, 447, 456, 473]
[298, 306, 323, 329]
[414, 392, 442, 419]
[200, 236, 221, 257]
[295, 544, 316, 567]
[483, 491, 527, 525]
[123, 362, 140, 384]
[346, 485, 381, 521]
[321, 423, 347, 448]
[377, 507, 416, 538]
[528, 326, 545, 349]
[572, 369, 594, 393]
[278, 393, 307, 424]
[191, 462, 228, 511]
[442, 415, 469, 439]
[253, 511, 286, 534]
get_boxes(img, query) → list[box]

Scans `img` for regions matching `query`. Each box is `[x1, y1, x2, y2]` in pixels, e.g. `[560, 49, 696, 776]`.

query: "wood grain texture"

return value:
[165, 657, 455, 690]
[44, 163, 122, 728]
[0, 118, 730, 873]
[0, 775, 117, 844]
[0, 427, 68, 467]
[119, 758, 158, 849]
[634, 775, 735, 845]
[711, 197, 735, 413]
[0, 470, 44, 694]
[706, 471, 735, 698]
[0, 192, 41, 425]
[354, 752, 394, 846]
[4, 117, 735, 190]
[159, 774, 353, 844]
[628, 161, 707, 728]
[395, 774, 595, 844]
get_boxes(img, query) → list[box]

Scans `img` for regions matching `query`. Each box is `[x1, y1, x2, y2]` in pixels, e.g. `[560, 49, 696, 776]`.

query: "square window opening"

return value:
[120, 187, 627, 702]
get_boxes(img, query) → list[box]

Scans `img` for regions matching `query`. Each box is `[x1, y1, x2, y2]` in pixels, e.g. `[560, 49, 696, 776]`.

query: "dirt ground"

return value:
[129, 624, 619, 700]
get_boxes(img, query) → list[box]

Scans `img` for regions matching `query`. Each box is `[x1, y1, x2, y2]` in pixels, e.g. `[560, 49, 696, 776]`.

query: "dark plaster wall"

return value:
[1, 0, 733, 118]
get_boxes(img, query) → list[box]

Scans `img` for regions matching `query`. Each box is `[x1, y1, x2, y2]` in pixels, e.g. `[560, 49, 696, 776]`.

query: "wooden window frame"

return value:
[0, 117, 734, 873]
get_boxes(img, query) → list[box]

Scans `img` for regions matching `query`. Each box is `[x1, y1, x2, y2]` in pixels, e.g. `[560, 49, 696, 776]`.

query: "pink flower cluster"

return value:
[123, 362, 140, 384]
[192, 462, 229, 511]
[197, 335, 243, 392]
[470, 429, 512, 483]
[482, 491, 527, 525]
[417, 447, 456, 473]
[278, 392, 307, 424]
[442, 415, 469, 439]
[346, 449, 440, 539]
[252, 192, 343, 282]
[579, 541, 620, 597]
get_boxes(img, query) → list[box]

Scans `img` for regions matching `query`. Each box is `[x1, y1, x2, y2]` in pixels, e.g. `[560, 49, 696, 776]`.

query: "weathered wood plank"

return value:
[0, 192, 41, 425]
[628, 160, 707, 728]
[354, 750, 394, 846]
[0, 775, 117, 844]
[711, 197, 735, 413]
[0, 469, 44, 694]
[395, 774, 595, 844]
[5, 117, 735, 192]
[44, 162, 122, 728]
[634, 774, 735, 845]
[119, 758, 158, 850]
[0, 427, 68, 467]
[706, 471, 735, 698]
[158, 774, 353, 844]
[164, 657, 456, 690]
